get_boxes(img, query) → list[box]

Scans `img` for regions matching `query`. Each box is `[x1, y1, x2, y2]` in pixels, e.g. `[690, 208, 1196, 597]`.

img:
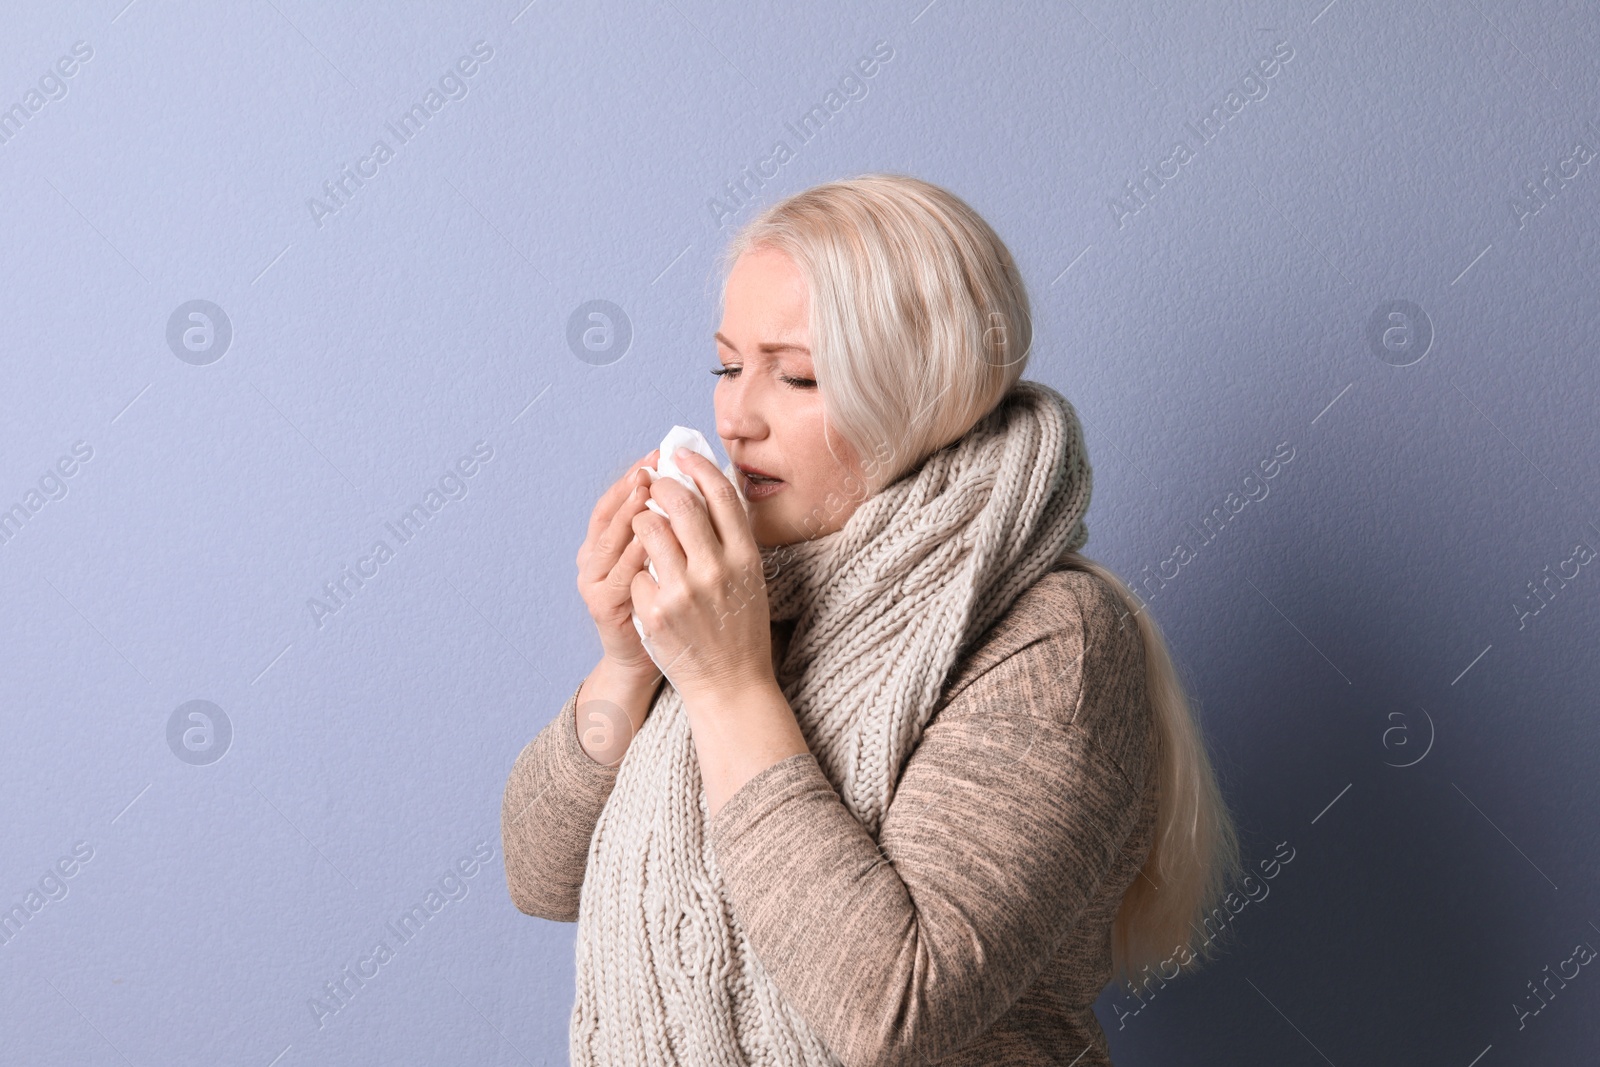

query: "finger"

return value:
[604, 533, 650, 600]
[618, 529, 650, 579]
[646, 471, 722, 569]
[629, 565, 659, 633]
[584, 480, 652, 581]
[632, 505, 687, 587]
[585, 449, 659, 547]
[672, 449, 755, 558]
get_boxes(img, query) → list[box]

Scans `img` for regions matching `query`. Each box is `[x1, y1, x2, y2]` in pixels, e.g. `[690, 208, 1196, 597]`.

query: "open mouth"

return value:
[737, 464, 786, 498]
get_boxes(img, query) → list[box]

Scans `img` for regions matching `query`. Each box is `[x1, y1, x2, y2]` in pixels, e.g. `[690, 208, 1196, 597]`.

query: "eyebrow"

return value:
[714, 331, 810, 356]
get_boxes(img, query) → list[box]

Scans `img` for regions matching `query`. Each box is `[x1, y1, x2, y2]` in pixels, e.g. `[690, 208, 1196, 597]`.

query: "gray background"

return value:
[2, 1, 1597, 1064]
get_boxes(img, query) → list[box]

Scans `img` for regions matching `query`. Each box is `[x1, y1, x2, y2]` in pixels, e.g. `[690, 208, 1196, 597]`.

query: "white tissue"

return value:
[641, 426, 717, 520]
[631, 425, 720, 667]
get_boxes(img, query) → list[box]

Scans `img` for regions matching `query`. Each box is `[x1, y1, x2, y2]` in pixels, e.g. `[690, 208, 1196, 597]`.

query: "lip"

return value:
[735, 462, 783, 481]
[735, 462, 785, 501]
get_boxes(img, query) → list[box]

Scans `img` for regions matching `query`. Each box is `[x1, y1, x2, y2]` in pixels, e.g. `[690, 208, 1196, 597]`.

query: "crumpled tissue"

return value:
[631, 425, 720, 668]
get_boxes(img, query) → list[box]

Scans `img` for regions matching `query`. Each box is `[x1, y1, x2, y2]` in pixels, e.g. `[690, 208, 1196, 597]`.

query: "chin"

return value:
[750, 511, 795, 550]
[751, 519, 783, 549]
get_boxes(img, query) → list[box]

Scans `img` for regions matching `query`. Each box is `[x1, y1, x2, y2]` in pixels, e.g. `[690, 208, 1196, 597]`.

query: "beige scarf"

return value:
[570, 379, 1094, 1065]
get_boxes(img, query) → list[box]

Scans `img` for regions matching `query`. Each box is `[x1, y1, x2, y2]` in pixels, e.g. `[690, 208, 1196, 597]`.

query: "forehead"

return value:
[718, 247, 810, 346]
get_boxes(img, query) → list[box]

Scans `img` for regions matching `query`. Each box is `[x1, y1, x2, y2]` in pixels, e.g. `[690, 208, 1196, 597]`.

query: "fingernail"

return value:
[674, 446, 692, 462]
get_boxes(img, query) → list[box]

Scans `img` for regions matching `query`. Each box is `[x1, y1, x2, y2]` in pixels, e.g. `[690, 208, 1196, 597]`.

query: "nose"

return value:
[714, 368, 767, 445]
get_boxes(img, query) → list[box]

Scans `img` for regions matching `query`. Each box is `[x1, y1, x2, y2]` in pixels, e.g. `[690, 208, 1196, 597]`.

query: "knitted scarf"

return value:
[570, 379, 1094, 1065]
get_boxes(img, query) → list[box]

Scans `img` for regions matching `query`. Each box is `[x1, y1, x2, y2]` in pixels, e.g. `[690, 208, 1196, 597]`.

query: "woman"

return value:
[502, 174, 1242, 1066]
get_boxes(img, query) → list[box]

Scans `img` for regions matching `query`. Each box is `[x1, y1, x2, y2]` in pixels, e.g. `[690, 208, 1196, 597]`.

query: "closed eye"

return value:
[710, 366, 816, 389]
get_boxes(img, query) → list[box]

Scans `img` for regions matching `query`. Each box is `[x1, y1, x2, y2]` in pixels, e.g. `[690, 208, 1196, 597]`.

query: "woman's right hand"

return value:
[577, 448, 661, 681]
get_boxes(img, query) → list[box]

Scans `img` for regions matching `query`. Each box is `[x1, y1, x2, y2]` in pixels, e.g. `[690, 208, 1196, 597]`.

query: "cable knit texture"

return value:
[502, 380, 1157, 1065]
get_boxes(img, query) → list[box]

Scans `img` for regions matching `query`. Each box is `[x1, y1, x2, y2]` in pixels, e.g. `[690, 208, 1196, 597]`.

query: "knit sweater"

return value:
[502, 562, 1159, 1066]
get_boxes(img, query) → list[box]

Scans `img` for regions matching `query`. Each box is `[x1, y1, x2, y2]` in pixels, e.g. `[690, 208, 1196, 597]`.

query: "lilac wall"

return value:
[2, 1, 1596, 1063]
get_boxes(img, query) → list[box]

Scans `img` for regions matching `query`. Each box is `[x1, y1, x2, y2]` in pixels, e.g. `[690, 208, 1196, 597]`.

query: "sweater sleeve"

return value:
[501, 681, 623, 922]
[706, 572, 1154, 1067]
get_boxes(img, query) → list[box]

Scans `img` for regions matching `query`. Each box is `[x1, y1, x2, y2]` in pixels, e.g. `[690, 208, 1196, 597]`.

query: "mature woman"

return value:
[502, 174, 1241, 1066]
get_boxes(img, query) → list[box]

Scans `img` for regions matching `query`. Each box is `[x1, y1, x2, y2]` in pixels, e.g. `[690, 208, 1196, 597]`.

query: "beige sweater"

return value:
[502, 563, 1158, 1066]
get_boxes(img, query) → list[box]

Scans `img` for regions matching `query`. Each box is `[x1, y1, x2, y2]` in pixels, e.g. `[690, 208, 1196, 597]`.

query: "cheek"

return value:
[795, 479, 849, 528]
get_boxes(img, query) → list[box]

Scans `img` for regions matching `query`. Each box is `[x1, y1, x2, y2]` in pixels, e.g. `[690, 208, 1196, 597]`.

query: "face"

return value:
[714, 246, 866, 548]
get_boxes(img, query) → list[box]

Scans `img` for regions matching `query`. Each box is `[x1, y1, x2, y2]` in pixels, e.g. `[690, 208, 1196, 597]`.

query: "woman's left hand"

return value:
[630, 448, 774, 706]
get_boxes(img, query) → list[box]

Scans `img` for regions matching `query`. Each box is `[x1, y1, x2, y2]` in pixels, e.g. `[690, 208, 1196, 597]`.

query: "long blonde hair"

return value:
[720, 173, 1244, 987]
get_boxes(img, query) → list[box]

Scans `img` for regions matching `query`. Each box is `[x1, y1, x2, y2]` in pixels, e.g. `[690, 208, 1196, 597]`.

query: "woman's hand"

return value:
[629, 448, 774, 706]
[576, 448, 661, 681]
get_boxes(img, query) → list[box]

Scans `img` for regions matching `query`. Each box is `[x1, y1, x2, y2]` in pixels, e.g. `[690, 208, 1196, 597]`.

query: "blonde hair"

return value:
[720, 173, 1244, 988]
[718, 173, 1031, 491]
